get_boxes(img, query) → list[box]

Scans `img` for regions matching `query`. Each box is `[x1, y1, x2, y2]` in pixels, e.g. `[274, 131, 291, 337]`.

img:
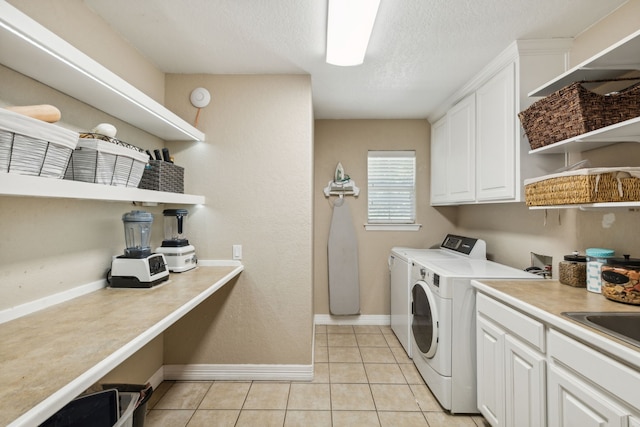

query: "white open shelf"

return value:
[526, 29, 640, 209]
[529, 201, 640, 210]
[529, 116, 640, 154]
[529, 28, 640, 97]
[0, 1, 204, 142]
[0, 173, 205, 205]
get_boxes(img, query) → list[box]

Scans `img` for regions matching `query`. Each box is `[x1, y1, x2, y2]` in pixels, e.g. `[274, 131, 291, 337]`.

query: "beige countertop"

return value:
[0, 264, 243, 427]
[472, 279, 640, 370]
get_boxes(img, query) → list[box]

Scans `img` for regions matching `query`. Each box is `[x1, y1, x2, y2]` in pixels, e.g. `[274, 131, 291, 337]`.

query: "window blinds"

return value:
[367, 150, 416, 224]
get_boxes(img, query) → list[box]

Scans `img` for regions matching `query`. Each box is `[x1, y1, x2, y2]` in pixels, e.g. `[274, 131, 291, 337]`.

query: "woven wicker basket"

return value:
[524, 168, 640, 206]
[138, 160, 184, 193]
[519, 78, 640, 150]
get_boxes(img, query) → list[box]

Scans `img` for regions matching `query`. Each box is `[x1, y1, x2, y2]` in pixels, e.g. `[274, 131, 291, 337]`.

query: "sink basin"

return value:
[562, 312, 640, 348]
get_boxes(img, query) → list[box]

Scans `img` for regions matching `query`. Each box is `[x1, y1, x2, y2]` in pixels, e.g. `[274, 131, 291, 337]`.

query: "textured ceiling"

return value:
[84, 0, 628, 119]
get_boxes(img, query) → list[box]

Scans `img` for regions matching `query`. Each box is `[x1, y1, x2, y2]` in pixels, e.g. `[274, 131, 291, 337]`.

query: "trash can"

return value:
[39, 388, 130, 427]
[102, 383, 153, 427]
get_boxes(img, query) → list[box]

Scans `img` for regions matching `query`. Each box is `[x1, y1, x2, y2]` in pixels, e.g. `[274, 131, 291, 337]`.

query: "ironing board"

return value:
[327, 199, 360, 315]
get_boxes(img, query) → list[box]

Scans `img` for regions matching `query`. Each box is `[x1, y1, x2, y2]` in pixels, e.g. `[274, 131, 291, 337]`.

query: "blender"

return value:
[155, 209, 197, 272]
[110, 210, 169, 288]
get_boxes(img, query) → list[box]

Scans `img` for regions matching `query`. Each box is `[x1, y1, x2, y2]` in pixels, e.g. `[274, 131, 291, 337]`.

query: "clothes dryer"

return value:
[410, 257, 540, 413]
[389, 235, 486, 358]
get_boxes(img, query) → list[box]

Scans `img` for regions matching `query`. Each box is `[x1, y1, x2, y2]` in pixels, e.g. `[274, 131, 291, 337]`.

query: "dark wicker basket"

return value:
[519, 78, 640, 150]
[138, 160, 184, 193]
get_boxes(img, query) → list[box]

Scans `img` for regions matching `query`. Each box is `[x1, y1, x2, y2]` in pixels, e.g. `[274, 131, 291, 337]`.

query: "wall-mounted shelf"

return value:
[323, 179, 360, 197]
[526, 29, 640, 211]
[0, 1, 204, 142]
[0, 173, 205, 205]
[529, 28, 640, 97]
[529, 201, 640, 210]
[529, 116, 640, 154]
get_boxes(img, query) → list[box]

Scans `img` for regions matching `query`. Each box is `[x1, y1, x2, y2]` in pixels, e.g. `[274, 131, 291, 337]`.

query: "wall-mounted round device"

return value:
[190, 87, 211, 108]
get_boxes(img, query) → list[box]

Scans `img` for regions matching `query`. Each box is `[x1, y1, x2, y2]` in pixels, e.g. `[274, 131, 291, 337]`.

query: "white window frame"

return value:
[365, 150, 421, 231]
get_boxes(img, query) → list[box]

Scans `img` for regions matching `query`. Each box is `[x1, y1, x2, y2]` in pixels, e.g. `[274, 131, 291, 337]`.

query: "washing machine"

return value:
[389, 234, 487, 358]
[410, 256, 540, 414]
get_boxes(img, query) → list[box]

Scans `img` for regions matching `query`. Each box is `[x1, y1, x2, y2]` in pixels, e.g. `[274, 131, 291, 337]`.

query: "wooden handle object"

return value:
[4, 104, 62, 123]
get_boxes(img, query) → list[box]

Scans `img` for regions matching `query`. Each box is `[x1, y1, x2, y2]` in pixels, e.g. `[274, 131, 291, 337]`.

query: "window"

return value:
[367, 150, 418, 230]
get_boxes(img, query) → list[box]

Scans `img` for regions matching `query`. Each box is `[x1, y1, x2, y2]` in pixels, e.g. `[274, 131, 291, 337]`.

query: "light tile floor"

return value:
[145, 325, 490, 427]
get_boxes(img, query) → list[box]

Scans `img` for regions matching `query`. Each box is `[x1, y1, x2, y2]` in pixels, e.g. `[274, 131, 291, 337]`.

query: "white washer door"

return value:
[411, 280, 438, 358]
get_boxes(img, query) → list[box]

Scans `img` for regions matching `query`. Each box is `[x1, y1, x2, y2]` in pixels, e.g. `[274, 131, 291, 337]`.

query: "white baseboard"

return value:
[147, 366, 166, 390]
[163, 364, 314, 382]
[314, 314, 390, 326]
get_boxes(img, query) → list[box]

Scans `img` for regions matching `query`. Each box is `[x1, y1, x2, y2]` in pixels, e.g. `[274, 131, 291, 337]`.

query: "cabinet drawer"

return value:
[549, 329, 640, 411]
[477, 293, 545, 352]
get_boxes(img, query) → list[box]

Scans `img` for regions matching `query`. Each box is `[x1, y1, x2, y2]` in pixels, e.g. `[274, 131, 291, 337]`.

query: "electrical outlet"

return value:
[232, 244, 242, 260]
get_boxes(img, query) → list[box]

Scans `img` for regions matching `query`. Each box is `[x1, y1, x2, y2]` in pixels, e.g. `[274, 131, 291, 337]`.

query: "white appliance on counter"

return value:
[389, 235, 487, 358]
[409, 244, 540, 414]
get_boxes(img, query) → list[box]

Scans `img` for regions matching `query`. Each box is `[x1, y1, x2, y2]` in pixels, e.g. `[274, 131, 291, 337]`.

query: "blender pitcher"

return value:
[156, 209, 197, 272]
[161, 209, 190, 247]
[122, 210, 154, 258]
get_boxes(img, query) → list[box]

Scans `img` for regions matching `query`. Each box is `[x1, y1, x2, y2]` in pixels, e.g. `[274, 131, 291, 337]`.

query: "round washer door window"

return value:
[411, 281, 438, 358]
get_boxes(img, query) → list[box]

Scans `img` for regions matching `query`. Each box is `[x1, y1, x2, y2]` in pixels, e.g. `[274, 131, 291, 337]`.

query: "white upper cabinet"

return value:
[430, 93, 476, 204]
[476, 63, 516, 201]
[430, 39, 571, 206]
[447, 93, 476, 202]
[430, 115, 449, 204]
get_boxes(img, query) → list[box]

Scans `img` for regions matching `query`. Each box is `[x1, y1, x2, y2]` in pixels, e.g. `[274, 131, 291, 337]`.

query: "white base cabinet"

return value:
[504, 335, 546, 427]
[547, 330, 640, 427]
[477, 315, 505, 426]
[476, 293, 546, 427]
[476, 292, 640, 427]
[548, 364, 628, 427]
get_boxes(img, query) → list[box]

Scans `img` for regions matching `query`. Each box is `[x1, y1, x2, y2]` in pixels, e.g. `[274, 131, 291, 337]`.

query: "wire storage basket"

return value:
[0, 108, 78, 178]
[64, 133, 148, 187]
[519, 78, 640, 150]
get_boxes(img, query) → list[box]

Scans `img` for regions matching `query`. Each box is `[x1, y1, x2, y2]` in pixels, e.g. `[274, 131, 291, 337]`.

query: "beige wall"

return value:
[2, 1, 314, 381]
[162, 74, 314, 365]
[313, 120, 457, 315]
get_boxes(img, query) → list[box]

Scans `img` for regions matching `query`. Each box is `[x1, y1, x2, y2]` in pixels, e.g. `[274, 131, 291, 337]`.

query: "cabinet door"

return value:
[477, 315, 505, 426]
[447, 93, 476, 202]
[430, 115, 449, 204]
[548, 364, 628, 427]
[504, 335, 546, 427]
[476, 62, 516, 201]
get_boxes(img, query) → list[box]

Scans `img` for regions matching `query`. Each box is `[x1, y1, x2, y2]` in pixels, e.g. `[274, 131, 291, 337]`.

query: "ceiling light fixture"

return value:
[326, 0, 381, 66]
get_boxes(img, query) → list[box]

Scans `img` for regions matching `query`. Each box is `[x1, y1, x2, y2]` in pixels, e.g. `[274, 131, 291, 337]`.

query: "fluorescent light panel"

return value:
[326, 0, 381, 66]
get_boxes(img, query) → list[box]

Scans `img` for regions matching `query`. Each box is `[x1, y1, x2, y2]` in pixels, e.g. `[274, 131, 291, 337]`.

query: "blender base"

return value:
[110, 253, 170, 288]
[156, 245, 197, 272]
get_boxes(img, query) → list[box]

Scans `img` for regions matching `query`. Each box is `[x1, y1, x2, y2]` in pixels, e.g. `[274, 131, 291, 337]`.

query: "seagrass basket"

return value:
[524, 167, 640, 206]
[519, 78, 640, 150]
